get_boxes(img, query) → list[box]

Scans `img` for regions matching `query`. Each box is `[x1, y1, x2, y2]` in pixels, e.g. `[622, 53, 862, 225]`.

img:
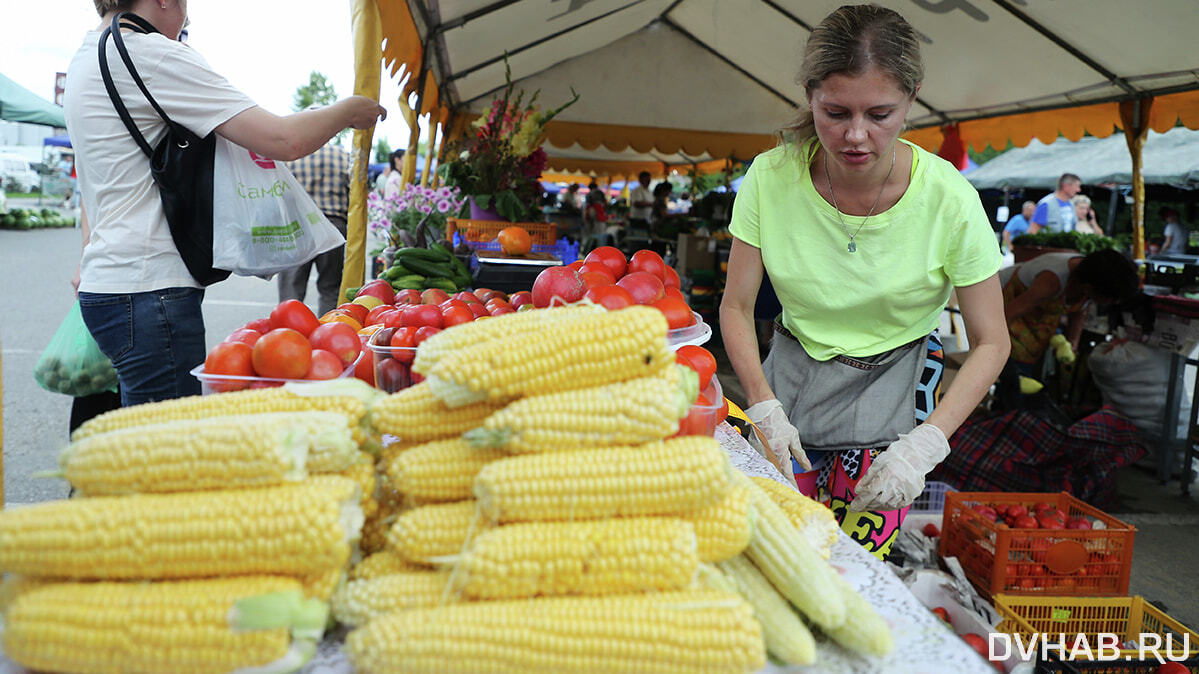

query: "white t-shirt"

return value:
[628, 183, 652, 221]
[64, 30, 255, 293]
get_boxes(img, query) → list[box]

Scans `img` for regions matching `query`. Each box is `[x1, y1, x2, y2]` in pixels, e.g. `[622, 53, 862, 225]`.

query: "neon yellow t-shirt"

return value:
[729, 139, 1000, 361]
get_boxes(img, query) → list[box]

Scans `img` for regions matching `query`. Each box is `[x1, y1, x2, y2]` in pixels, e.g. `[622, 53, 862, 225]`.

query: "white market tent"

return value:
[336, 0, 1199, 292]
[968, 127, 1199, 191]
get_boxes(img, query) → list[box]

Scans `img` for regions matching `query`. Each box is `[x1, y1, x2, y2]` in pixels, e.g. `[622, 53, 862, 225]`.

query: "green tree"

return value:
[374, 138, 392, 164]
[292, 71, 337, 112]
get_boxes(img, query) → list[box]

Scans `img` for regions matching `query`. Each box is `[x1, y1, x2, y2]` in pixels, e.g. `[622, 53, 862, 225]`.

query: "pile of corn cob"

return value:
[335, 304, 893, 673]
[0, 379, 387, 674]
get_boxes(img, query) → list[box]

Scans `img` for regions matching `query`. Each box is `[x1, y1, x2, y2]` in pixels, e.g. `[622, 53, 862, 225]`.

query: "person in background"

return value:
[373, 164, 390, 192]
[1002, 200, 1036, 251]
[650, 181, 672, 228]
[720, 4, 1008, 560]
[582, 185, 610, 247]
[277, 137, 352, 316]
[383, 148, 405, 199]
[1028, 173, 1081, 234]
[1161, 207, 1189, 255]
[627, 171, 653, 232]
[1071, 194, 1104, 236]
[559, 183, 581, 214]
[65, 0, 385, 406]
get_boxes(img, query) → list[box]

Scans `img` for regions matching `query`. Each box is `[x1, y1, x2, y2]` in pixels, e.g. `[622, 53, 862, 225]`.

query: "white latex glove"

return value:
[850, 424, 950, 512]
[745, 399, 811, 480]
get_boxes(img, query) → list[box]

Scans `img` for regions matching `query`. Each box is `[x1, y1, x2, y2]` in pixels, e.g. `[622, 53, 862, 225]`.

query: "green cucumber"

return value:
[421, 277, 459, 292]
[399, 256, 457, 278]
[395, 246, 451, 263]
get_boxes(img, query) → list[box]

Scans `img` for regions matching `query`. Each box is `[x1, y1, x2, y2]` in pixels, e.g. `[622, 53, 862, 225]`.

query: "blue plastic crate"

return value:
[910, 480, 954, 514]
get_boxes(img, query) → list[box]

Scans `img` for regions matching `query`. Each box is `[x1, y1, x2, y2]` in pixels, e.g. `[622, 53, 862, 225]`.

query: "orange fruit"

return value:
[498, 226, 533, 256]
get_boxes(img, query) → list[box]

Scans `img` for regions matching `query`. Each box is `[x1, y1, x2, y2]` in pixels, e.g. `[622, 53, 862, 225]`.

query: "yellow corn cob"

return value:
[386, 438, 505, 502]
[412, 303, 605, 374]
[350, 550, 424, 579]
[337, 452, 379, 520]
[0, 478, 362, 580]
[474, 436, 731, 523]
[71, 378, 382, 447]
[449, 517, 699, 600]
[682, 483, 755, 562]
[387, 500, 486, 563]
[0, 576, 328, 674]
[299, 567, 345, 601]
[737, 472, 846, 630]
[710, 556, 817, 665]
[295, 412, 361, 473]
[420, 305, 673, 407]
[751, 476, 839, 560]
[331, 570, 452, 627]
[464, 366, 695, 452]
[822, 570, 895, 656]
[345, 589, 765, 674]
[369, 382, 505, 442]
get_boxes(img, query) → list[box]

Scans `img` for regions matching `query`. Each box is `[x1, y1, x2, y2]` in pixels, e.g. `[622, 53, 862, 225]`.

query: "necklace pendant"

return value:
[847, 241, 857, 253]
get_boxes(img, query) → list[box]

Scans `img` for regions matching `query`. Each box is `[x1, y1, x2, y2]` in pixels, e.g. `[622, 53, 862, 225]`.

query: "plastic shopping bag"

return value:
[210, 137, 345, 277]
[33, 301, 119, 397]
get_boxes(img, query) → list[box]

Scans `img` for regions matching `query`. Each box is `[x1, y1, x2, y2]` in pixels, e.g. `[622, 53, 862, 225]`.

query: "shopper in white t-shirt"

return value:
[1161, 207, 1190, 255]
[627, 171, 653, 230]
[65, 0, 386, 406]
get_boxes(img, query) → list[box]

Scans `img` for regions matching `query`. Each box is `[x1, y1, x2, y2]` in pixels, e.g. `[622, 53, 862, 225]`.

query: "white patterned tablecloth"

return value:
[1, 423, 995, 674]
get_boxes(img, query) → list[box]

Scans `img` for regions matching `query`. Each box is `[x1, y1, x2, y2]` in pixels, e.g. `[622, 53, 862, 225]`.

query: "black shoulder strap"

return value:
[98, 12, 173, 158]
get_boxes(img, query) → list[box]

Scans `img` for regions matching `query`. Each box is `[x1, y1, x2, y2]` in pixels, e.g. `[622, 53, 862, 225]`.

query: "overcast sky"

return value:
[2, 0, 425, 153]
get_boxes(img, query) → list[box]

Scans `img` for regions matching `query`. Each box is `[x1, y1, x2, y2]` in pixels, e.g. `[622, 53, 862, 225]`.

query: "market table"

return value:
[0, 422, 998, 674]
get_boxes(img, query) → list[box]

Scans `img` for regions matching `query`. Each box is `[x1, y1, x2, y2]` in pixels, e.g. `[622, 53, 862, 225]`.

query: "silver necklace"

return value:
[823, 147, 896, 253]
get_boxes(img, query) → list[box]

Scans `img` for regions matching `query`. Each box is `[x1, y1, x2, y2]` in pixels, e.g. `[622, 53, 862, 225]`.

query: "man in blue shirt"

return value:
[1029, 173, 1081, 234]
[1002, 200, 1036, 251]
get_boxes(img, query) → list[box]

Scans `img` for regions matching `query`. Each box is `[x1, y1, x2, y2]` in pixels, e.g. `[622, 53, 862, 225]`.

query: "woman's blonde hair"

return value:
[94, 0, 136, 17]
[1072, 194, 1092, 208]
[779, 4, 923, 148]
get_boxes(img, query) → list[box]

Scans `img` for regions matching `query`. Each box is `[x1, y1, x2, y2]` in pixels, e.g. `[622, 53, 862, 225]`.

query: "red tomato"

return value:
[364, 304, 394, 326]
[627, 249, 667, 281]
[439, 299, 471, 312]
[585, 285, 635, 311]
[473, 288, 505, 303]
[421, 288, 450, 305]
[269, 299, 320, 337]
[508, 291, 534, 310]
[485, 298, 513, 313]
[662, 265, 682, 290]
[389, 327, 417, 364]
[532, 266, 587, 307]
[675, 345, 717, 390]
[567, 260, 586, 271]
[583, 246, 627, 280]
[580, 271, 614, 290]
[405, 304, 444, 329]
[1013, 515, 1038, 529]
[223, 328, 262, 347]
[578, 262, 617, 283]
[204, 341, 253, 392]
[971, 504, 998, 522]
[960, 634, 989, 659]
[716, 396, 729, 424]
[922, 523, 941, 538]
[376, 358, 410, 392]
[616, 271, 665, 305]
[441, 304, 475, 327]
[467, 302, 490, 319]
[652, 296, 694, 330]
[241, 318, 272, 334]
[309, 321, 362, 366]
[490, 306, 516, 316]
[306, 349, 345, 380]
[663, 286, 687, 304]
[356, 279, 396, 305]
[336, 302, 370, 325]
[674, 393, 715, 437]
[414, 326, 441, 345]
[379, 309, 404, 330]
[252, 328, 312, 379]
[453, 291, 481, 305]
[394, 288, 422, 305]
[353, 335, 375, 386]
[931, 607, 950, 623]
[1155, 662, 1190, 674]
[1005, 505, 1029, 519]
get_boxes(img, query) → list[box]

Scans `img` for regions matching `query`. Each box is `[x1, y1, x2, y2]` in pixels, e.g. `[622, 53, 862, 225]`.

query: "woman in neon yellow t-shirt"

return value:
[720, 4, 1010, 560]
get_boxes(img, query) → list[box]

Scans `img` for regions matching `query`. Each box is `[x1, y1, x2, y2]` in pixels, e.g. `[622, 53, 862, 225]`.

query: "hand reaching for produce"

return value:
[850, 424, 949, 512]
[744, 399, 810, 479]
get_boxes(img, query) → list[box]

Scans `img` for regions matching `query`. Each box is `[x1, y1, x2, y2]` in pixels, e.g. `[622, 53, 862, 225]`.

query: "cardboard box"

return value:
[675, 234, 717, 275]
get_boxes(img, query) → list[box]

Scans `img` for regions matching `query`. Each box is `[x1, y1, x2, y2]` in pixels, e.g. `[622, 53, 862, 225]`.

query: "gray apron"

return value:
[764, 319, 927, 452]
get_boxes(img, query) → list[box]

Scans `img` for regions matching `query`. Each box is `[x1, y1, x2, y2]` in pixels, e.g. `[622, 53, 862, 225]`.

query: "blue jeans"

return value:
[78, 287, 205, 406]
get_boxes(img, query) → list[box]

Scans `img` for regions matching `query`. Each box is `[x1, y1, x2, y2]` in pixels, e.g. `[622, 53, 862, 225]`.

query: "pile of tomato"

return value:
[530, 247, 695, 330]
[970, 501, 1093, 531]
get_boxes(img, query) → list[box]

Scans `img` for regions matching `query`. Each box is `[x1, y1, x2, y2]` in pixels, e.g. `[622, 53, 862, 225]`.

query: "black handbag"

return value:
[98, 12, 229, 286]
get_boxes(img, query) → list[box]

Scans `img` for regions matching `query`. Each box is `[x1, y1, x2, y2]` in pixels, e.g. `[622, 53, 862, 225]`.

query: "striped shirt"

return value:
[287, 143, 351, 220]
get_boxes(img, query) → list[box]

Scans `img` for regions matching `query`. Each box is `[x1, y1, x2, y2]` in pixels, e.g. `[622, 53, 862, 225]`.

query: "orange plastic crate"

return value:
[447, 219, 557, 246]
[939, 492, 1135, 598]
[994, 595, 1199, 672]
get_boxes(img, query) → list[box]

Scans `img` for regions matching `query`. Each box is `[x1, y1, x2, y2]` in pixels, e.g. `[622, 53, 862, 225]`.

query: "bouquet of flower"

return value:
[368, 183, 466, 250]
[439, 62, 578, 223]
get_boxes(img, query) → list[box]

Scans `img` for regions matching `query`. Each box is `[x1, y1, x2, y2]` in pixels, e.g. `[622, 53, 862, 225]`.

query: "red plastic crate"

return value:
[939, 491, 1136, 598]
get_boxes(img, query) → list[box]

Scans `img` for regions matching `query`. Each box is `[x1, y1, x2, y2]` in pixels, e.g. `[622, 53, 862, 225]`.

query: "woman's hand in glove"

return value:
[850, 424, 950, 512]
[745, 399, 811, 480]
